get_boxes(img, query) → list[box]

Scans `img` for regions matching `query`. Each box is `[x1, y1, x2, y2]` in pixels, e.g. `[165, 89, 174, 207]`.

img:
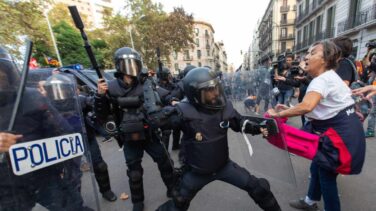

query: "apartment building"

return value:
[258, 0, 297, 65]
[294, 0, 337, 59]
[51, 0, 114, 28]
[336, 0, 376, 59]
[166, 20, 228, 75]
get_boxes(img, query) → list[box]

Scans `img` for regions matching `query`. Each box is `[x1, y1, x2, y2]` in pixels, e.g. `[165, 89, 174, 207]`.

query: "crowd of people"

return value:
[0, 34, 375, 211]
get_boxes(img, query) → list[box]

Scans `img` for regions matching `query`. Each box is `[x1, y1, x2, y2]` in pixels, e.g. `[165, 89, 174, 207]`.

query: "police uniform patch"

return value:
[195, 132, 203, 141]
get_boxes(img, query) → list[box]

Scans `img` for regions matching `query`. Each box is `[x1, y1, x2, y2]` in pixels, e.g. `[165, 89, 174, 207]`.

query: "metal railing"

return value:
[337, 5, 376, 34]
[280, 34, 295, 40]
[280, 19, 296, 25]
[296, 0, 328, 24]
[294, 27, 335, 52]
[280, 5, 290, 12]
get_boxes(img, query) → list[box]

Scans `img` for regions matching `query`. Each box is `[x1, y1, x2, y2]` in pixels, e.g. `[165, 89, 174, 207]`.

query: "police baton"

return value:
[0, 40, 33, 162]
[68, 6, 103, 79]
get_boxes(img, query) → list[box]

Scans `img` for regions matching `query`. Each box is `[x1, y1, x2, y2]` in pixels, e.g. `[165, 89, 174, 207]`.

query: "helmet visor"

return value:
[198, 78, 226, 110]
[117, 58, 142, 77]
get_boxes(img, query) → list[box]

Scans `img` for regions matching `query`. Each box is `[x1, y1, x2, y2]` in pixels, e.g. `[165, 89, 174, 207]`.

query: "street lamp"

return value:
[44, 9, 63, 67]
[128, 15, 146, 50]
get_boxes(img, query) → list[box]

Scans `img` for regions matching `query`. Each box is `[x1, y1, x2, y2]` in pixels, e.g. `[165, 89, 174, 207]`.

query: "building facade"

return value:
[258, 0, 297, 65]
[166, 20, 228, 75]
[335, 0, 376, 59]
[294, 0, 337, 59]
[52, 0, 114, 28]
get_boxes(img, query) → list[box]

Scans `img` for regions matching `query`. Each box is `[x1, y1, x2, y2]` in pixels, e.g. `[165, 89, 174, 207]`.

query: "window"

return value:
[315, 15, 322, 36]
[184, 50, 190, 60]
[281, 28, 287, 37]
[173, 51, 178, 60]
[195, 28, 199, 36]
[349, 0, 361, 27]
[198, 62, 202, 67]
[352, 39, 358, 58]
[205, 29, 209, 36]
[281, 14, 287, 23]
[281, 42, 287, 52]
[174, 63, 179, 71]
[196, 38, 200, 47]
[197, 50, 202, 59]
[309, 20, 315, 42]
[207, 49, 210, 56]
[297, 30, 302, 43]
[299, 4, 303, 17]
[326, 6, 336, 37]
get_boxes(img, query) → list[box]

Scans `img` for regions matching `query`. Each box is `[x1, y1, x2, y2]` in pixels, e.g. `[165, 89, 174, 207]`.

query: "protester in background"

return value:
[333, 36, 357, 86]
[268, 40, 365, 211]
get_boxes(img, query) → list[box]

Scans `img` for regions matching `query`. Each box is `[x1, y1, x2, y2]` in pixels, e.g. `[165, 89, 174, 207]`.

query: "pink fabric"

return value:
[264, 114, 320, 160]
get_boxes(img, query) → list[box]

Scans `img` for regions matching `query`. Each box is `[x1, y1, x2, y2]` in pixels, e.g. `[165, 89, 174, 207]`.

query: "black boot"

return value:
[102, 190, 117, 202]
[93, 162, 117, 202]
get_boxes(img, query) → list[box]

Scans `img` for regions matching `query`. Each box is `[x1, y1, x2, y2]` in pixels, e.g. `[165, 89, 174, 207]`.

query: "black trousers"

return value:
[157, 159, 281, 211]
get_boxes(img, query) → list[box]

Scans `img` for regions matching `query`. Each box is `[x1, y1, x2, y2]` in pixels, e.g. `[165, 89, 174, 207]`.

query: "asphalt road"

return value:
[79, 101, 376, 211]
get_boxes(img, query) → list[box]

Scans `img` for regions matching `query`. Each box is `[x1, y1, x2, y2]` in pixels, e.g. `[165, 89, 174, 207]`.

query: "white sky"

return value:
[113, 0, 270, 67]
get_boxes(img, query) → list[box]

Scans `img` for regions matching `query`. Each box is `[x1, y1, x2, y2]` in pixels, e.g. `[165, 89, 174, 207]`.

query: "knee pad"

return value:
[127, 168, 143, 182]
[94, 161, 108, 173]
[173, 195, 190, 210]
[247, 177, 280, 211]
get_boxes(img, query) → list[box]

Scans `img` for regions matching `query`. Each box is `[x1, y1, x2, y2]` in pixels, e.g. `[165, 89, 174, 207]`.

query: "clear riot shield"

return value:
[230, 67, 296, 186]
[0, 43, 100, 210]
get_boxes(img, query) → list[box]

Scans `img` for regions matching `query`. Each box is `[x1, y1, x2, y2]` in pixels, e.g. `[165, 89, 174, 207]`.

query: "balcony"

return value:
[280, 19, 296, 25]
[294, 28, 336, 52]
[280, 5, 290, 13]
[296, 0, 328, 25]
[280, 34, 295, 40]
[183, 56, 193, 61]
[292, 5, 297, 11]
[337, 5, 376, 34]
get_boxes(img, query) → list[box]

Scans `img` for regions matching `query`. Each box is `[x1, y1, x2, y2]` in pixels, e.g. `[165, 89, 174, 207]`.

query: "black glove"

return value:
[242, 120, 261, 135]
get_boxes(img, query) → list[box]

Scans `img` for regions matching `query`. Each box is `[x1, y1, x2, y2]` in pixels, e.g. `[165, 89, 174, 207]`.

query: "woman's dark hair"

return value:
[311, 40, 340, 70]
[333, 36, 353, 58]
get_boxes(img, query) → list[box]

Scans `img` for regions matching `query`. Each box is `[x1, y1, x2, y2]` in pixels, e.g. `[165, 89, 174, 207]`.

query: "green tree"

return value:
[99, 0, 194, 69]
[53, 21, 90, 67]
[0, 0, 52, 60]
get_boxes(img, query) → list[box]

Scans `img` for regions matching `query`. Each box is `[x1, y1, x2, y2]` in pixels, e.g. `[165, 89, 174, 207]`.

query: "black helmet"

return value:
[114, 47, 143, 77]
[157, 67, 171, 81]
[0, 46, 20, 106]
[182, 65, 196, 78]
[44, 74, 76, 112]
[183, 67, 226, 110]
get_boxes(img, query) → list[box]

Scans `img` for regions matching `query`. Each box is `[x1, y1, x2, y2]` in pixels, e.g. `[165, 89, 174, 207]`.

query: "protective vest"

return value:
[176, 101, 235, 174]
[107, 79, 146, 142]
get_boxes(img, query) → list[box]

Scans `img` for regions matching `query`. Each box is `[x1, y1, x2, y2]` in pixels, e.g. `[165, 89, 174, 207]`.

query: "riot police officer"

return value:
[157, 67, 181, 150]
[94, 47, 176, 211]
[156, 67, 281, 211]
[0, 46, 87, 211]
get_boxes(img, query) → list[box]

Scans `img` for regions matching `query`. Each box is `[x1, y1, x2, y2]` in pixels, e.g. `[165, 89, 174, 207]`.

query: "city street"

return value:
[82, 101, 376, 211]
